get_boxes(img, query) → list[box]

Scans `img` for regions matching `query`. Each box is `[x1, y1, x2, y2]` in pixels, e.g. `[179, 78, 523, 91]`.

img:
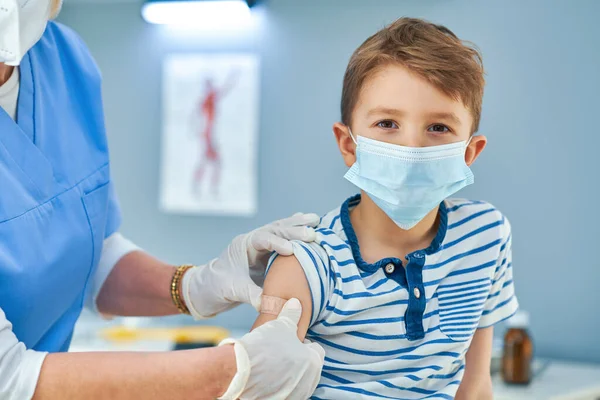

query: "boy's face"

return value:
[334, 64, 486, 167]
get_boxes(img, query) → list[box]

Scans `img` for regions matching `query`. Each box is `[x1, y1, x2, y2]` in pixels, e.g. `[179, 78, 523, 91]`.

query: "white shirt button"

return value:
[413, 287, 421, 299]
[385, 263, 395, 274]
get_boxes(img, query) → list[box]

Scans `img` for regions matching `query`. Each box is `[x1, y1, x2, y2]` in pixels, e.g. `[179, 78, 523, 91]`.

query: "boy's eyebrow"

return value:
[425, 112, 462, 126]
[366, 108, 463, 126]
[366, 107, 407, 118]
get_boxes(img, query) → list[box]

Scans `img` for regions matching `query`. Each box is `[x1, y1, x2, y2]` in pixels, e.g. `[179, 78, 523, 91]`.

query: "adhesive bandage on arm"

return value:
[260, 295, 287, 316]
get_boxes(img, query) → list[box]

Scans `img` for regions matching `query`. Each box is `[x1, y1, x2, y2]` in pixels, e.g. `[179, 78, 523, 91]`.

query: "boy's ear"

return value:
[465, 135, 487, 166]
[333, 122, 356, 168]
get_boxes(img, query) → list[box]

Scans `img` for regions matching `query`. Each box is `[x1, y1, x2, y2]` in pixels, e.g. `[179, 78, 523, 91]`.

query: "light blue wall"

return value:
[59, 0, 600, 363]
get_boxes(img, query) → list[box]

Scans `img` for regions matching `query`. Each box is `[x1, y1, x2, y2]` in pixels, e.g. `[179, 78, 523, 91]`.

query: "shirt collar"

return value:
[340, 194, 448, 272]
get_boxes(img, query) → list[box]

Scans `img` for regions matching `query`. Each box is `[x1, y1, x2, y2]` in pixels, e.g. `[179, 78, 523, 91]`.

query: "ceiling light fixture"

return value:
[142, 0, 257, 27]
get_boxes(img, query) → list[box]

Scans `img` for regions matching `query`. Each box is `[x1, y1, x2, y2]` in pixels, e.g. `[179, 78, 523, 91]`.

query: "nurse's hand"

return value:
[218, 299, 325, 400]
[182, 213, 320, 319]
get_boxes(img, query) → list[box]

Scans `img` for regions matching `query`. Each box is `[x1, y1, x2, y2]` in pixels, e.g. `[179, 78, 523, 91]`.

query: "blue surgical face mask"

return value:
[344, 129, 474, 230]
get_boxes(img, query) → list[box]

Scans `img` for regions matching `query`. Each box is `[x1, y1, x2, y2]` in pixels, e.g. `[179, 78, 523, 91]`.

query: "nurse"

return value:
[0, 1, 324, 399]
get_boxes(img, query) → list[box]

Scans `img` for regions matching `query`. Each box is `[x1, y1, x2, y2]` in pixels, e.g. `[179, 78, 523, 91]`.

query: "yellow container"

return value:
[101, 325, 230, 348]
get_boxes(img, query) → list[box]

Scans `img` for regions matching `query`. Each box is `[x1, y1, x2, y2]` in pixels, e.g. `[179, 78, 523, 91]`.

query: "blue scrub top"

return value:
[0, 22, 121, 352]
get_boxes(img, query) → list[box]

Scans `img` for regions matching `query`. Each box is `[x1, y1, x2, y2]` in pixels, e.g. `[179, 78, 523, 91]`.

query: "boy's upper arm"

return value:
[456, 327, 494, 399]
[251, 255, 313, 341]
[465, 326, 493, 373]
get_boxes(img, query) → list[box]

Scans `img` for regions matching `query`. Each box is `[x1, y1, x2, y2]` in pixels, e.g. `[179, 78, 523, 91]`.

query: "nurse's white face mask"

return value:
[0, 0, 54, 66]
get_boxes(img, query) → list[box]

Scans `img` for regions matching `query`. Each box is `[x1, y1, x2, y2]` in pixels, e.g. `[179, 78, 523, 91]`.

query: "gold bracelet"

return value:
[171, 265, 194, 315]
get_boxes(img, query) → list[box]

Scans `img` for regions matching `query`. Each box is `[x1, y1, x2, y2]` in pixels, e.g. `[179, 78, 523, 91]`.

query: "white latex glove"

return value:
[218, 298, 325, 400]
[182, 213, 320, 319]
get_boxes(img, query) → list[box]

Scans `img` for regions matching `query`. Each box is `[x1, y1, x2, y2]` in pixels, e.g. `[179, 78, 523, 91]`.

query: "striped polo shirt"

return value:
[268, 194, 518, 399]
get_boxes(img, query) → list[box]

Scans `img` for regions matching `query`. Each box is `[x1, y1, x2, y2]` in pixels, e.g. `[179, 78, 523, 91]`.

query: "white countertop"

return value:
[69, 313, 248, 352]
[493, 360, 600, 400]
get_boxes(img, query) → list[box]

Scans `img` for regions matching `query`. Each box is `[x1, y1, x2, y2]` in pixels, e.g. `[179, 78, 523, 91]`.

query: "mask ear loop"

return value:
[465, 135, 474, 149]
[347, 127, 358, 145]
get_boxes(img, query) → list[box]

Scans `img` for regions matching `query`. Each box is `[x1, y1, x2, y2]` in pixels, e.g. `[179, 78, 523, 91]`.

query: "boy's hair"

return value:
[341, 17, 485, 133]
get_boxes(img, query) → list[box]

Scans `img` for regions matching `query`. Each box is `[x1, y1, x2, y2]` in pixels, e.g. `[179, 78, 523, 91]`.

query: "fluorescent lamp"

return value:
[142, 0, 254, 27]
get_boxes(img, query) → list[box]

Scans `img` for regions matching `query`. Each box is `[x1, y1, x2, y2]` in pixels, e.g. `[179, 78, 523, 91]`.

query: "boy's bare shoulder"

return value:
[257, 254, 313, 340]
[264, 255, 307, 296]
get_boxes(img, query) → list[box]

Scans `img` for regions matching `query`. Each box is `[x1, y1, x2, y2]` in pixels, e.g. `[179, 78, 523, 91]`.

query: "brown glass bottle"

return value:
[502, 311, 533, 384]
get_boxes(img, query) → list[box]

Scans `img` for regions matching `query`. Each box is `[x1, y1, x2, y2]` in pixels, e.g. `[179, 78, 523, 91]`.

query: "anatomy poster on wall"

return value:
[160, 54, 259, 216]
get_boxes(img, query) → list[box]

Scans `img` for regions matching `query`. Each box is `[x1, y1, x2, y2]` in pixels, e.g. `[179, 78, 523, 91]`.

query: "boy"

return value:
[253, 18, 517, 399]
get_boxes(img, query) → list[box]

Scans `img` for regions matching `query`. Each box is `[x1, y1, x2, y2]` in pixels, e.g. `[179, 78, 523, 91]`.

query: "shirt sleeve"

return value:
[266, 240, 333, 326]
[478, 217, 519, 328]
[0, 307, 48, 400]
[83, 233, 141, 313]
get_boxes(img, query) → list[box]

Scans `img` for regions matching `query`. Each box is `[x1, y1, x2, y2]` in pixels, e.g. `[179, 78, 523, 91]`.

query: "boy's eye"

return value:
[427, 124, 450, 133]
[376, 120, 399, 129]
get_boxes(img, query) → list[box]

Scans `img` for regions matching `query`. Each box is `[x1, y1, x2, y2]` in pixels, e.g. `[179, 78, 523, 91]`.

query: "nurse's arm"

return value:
[95, 250, 182, 316]
[454, 326, 494, 400]
[0, 307, 236, 399]
[33, 345, 236, 400]
[250, 255, 313, 341]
